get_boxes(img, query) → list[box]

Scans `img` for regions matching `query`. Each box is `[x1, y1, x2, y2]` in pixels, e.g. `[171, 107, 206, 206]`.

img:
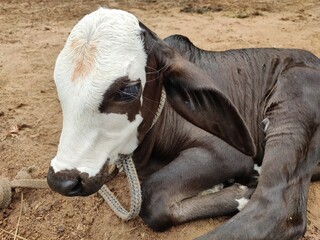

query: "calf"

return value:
[47, 8, 320, 240]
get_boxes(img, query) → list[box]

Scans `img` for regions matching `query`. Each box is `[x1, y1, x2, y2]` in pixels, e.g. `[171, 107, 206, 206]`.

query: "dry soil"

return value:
[0, 0, 320, 239]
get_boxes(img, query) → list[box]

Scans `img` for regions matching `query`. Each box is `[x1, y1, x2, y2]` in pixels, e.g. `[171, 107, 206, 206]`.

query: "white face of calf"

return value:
[50, 8, 147, 179]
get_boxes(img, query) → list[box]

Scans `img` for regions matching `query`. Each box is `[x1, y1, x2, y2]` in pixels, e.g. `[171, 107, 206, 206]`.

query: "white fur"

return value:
[262, 117, 270, 132]
[235, 197, 249, 211]
[199, 184, 224, 196]
[51, 8, 147, 177]
[254, 164, 262, 175]
[239, 185, 248, 191]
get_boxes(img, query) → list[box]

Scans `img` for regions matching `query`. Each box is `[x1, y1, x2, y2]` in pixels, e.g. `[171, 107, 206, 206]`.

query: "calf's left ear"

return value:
[163, 56, 256, 156]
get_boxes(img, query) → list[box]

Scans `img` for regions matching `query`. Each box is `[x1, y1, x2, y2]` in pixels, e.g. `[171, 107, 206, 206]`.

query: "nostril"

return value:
[61, 178, 83, 195]
[60, 179, 78, 191]
[68, 177, 84, 195]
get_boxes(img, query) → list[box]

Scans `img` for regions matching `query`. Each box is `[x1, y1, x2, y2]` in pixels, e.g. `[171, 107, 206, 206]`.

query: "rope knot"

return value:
[0, 170, 49, 210]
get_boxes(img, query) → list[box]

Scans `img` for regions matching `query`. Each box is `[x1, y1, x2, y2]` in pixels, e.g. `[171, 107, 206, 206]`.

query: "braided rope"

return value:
[10, 179, 49, 189]
[0, 174, 50, 209]
[98, 155, 141, 220]
[150, 88, 166, 131]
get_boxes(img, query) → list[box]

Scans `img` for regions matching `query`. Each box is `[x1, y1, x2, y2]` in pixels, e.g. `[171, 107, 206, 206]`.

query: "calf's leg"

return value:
[140, 147, 254, 231]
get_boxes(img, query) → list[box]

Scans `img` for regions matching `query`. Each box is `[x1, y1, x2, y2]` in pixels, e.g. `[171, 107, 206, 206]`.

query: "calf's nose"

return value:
[47, 167, 88, 196]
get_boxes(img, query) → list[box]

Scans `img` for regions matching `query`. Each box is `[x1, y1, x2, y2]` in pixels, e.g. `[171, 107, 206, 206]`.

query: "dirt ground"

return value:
[0, 0, 320, 239]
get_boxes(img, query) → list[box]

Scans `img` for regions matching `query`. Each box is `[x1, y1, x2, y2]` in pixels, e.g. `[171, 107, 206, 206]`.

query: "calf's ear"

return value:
[163, 56, 256, 156]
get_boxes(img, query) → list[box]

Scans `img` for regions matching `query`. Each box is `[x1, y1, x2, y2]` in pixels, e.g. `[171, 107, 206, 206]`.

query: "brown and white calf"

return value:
[47, 8, 320, 240]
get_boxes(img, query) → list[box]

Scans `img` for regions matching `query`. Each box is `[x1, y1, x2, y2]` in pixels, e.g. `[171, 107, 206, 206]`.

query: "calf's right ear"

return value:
[162, 55, 256, 157]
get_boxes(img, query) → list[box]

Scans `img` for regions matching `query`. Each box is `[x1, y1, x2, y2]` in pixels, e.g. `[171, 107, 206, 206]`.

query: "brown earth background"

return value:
[0, 0, 320, 239]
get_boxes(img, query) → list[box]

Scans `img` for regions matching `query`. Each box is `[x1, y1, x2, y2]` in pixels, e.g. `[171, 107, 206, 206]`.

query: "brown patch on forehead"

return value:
[99, 76, 142, 122]
[70, 39, 97, 82]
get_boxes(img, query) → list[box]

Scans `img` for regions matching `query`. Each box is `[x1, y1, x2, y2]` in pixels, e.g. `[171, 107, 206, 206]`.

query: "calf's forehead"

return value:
[54, 8, 147, 106]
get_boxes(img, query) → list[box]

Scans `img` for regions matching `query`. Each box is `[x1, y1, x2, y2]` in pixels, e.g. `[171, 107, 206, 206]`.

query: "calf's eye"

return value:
[114, 83, 141, 102]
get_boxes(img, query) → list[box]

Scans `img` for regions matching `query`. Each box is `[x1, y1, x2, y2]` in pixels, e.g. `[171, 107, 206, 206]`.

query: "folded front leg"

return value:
[140, 147, 254, 231]
[171, 184, 255, 223]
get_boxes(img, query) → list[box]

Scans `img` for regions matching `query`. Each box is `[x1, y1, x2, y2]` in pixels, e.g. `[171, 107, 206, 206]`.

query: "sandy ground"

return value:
[0, 0, 320, 239]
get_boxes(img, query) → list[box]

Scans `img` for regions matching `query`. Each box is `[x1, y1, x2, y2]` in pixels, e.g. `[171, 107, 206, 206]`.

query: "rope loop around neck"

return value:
[98, 154, 142, 220]
[148, 88, 166, 132]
